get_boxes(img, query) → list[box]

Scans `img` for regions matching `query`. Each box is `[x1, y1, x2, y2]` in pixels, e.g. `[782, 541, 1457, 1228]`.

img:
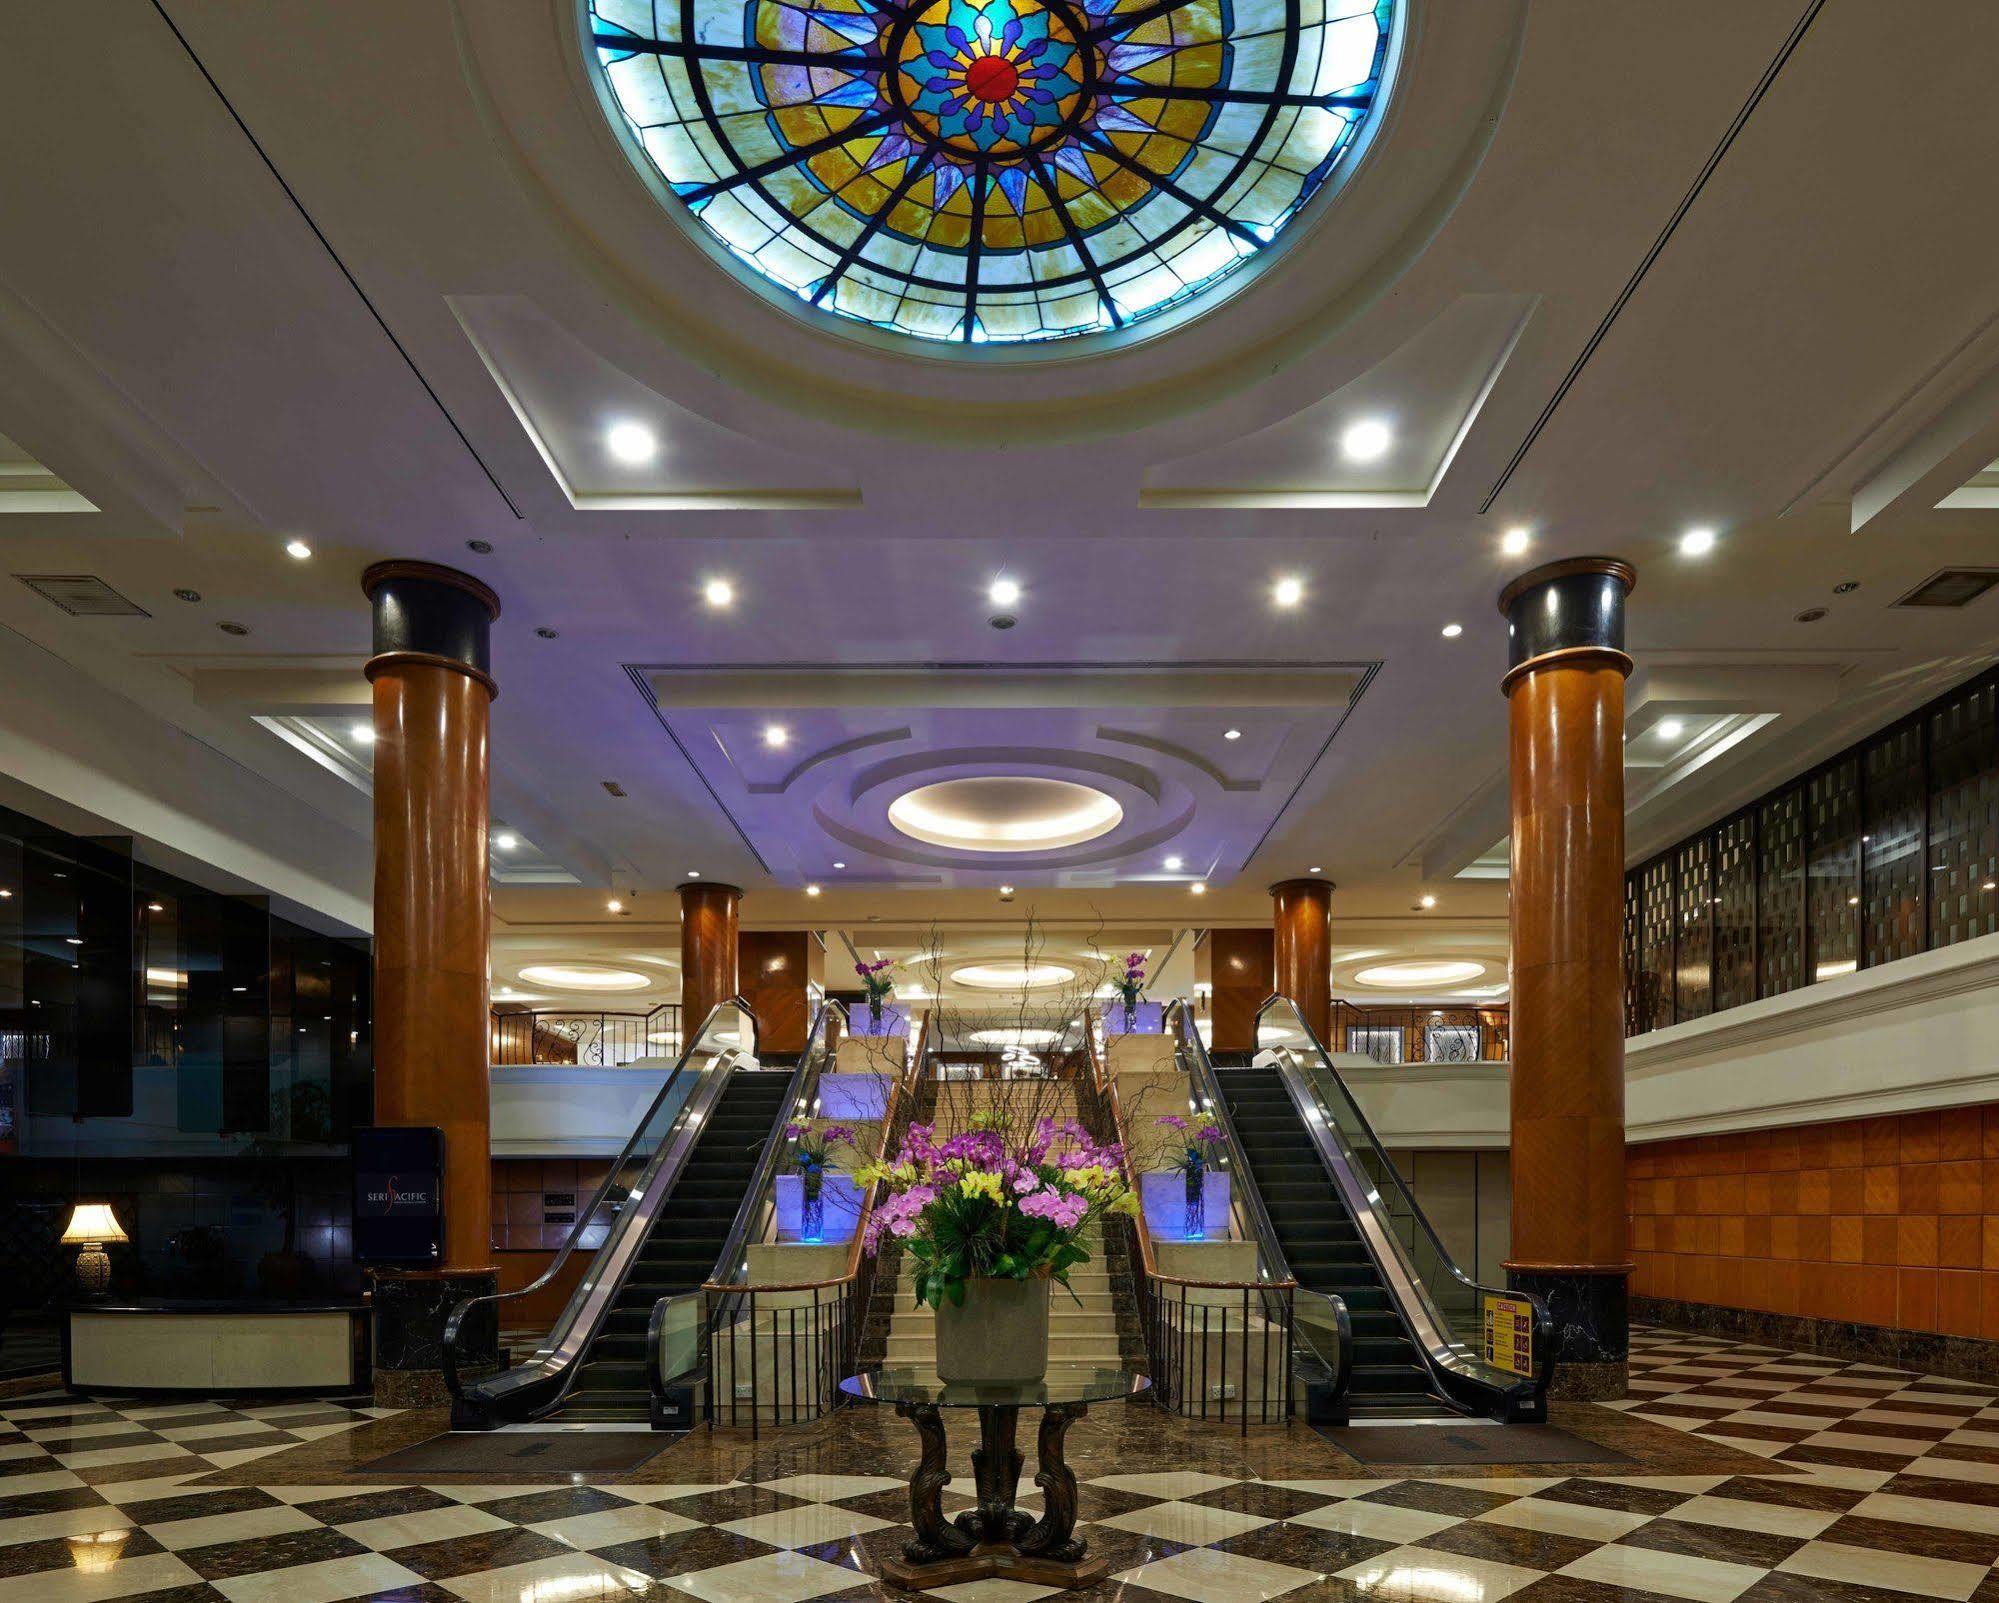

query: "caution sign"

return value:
[1482, 1294, 1534, 1377]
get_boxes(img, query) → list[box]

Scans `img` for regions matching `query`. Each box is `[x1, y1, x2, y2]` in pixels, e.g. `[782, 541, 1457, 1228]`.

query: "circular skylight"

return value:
[952, 961, 1077, 990]
[1352, 960, 1486, 990]
[516, 963, 654, 992]
[585, 0, 1398, 345]
[887, 777, 1121, 851]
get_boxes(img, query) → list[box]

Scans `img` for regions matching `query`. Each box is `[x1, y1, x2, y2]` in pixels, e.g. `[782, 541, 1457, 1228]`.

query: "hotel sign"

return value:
[353, 1126, 444, 1266]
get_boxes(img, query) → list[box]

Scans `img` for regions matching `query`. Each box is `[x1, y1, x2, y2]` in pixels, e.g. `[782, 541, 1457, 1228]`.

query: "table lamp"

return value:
[60, 1203, 127, 1299]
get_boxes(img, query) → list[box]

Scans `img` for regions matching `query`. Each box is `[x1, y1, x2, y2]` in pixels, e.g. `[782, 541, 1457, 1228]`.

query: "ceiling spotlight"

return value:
[1224, 728, 1242, 741]
[606, 898, 623, 913]
[1679, 526, 1717, 557]
[495, 832, 519, 852]
[1657, 719, 1684, 740]
[497, 987, 514, 998]
[1164, 855, 1183, 871]
[988, 576, 1022, 607]
[703, 577, 735, 609]
[1309, 866, 1323, 874]
[0, 889, 10, 898]
[1419, 894, 1437, 909]
[1272, 575, 1304, 609]
[605, 421, 658, 464]
[1441, 623, 1463, 639]
[1340, 418, 1393, 462]
[173, 587, 201, 603]
[999, 883, 1015, 895]
[1501, 526, 1531, 557]
[763, 724, 789, 749]
[686, 870, 701, 879]
[65, 937, 82, 946]
[1984, 881, 1996, 892]
[535, 626, 559, 640]
[833, 860, 846, 870]
[284, 539, 313, 561]
[349, 722, 375, 745]
[146, 902, 163, 912]
[805, 884, 822, 897]
[1190, 882, 1207, 895]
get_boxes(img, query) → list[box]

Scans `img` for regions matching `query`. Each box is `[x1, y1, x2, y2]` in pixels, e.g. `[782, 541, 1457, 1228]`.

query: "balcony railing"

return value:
[489, 1006, 682, 1068]
[1327, 1002, 1508, 1066]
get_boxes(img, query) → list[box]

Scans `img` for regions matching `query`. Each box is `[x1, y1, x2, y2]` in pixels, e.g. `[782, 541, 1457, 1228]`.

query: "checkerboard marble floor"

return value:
[14, 1326, 1999, 1602]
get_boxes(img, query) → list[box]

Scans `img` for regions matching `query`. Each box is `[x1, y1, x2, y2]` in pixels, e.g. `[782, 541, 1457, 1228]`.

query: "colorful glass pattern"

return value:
[586, 0, 1396, 344]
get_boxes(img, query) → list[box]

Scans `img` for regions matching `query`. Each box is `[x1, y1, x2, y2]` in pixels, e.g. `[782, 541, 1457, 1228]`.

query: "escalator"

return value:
[1220, 1067, 1435, 1411]
[444, 999, 795, 1428]
[1206, 997, 1554, 1422]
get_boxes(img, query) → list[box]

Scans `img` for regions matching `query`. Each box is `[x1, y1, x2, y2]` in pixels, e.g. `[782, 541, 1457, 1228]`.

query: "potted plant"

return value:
[785, 1117, 859, 1243]
[858, 1112, 1135, 1382]
[1156, 1110, 1225, 1240]
[855, 957, 896, 1031]
[1114, 951, 1146, 1033]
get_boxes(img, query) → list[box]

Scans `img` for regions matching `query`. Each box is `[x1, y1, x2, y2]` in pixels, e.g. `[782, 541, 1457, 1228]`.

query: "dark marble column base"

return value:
[372, 1269, 496, 1407]
[1508, 1267, 1628, 1400]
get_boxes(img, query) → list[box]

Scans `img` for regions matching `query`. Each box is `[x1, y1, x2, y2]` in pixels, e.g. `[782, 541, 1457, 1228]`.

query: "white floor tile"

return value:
[1121, 1544, 1325, 1602]
[0, 1549, 200, 1603]
[755, 1473, 906, 1502]
[148, 1501, 322, 1550]
[1777, 1539, 1991, 1601]
[1338, 1545, 1542, 1602]
[1665, 1492, 1841, 1538]
[0, 1503, 135, 1546]
[1476, 1496, 1649, 1542]
[718, 1501, 892, 1548]
[1092, 1499, 1270, 1545]
[664, 1550, 871, 1603]
[1088, 1471, 1241, 1499]
[333, 1501, 513, 1550]
[1559, 1542, 1762, 1603]
[924, 1579, 1060, 1603]
[530, 1502, 704, 1550]
[1289, 1500, 1461, 1544]
[1852, 1489, 1999, 1536]
[214, 1551, 429, 1603]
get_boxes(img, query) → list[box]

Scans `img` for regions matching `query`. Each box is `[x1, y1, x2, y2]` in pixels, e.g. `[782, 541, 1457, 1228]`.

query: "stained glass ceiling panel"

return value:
[586, 0, 1396, 345]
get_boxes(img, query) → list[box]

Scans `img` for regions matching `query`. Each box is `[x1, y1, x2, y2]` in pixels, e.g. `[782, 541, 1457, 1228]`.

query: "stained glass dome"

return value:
[585, 0, 1397, 345]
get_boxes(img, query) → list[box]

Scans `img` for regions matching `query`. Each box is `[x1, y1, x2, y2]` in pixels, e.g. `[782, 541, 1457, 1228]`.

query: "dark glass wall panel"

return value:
[1806, 757, 1862, 984]
[1674, 836, 1714, 1021]
[1928, 679, 1999, 948]
[1638, 857, 1676, 1032]
[1713, 813, 1757, 1011]
[1623, 874, 1642, 1037]
[1862, 725, 1927, 966]
[1756, 785, 1807, 1000]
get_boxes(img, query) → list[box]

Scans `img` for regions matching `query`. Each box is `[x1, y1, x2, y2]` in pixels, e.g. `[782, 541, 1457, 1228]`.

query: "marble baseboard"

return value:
[1634, 1295, 1999, 1385]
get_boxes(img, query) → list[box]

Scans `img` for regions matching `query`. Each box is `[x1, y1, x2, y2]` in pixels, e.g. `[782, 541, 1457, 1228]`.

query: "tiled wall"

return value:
[490, 1158, 612, 1251]
[1629, 1104, 1999, 1339]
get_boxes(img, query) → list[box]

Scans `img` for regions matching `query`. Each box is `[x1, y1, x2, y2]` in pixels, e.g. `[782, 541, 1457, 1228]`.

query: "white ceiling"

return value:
[0, 0, 1997, 996]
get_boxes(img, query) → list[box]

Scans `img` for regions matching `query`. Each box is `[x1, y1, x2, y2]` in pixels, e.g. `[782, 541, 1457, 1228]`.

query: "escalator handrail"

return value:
[441, 996, 760, 1412]
[1256, 995, 1555, 1408]
[1164, 999, 1352, 1399]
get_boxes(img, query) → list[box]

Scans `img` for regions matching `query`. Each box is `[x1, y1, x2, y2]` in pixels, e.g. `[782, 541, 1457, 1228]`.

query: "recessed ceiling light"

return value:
[146, 901, 163, 912]
[284, 538, 313, 561]
[686, 870, 701, 879]
[988, 576, 1021, 607]
[703, 577, 735, 608]
[1164, 855, 1183, 871]
[1419, 894, 1437, 909]
[1501, 526, 1531, 556]
[495, 832, 518, 852]
[999, 884, 1015, 895]
[763, 724, 789, 748]
[605, 421, 658, 463]
[1272, 575, 1304, 609]
[1983, 881, 1996, 892]
[349, 722, 374, 745]
[1657, 719, 1684, 739]
[805, 884, 822, 897]
[833, 860, 847, 870]
[606, 898, 623, 913]
[65, 937, 82, 946]
[1340, 418, 1393, 462]
[1223, 728, 1242, 741]
[497, 986, 514, 998]
[1679, 526, 1717, 557]
[0, 889, 11, 898]
[1309, 865, 1323, 874]
[1190, 882, 1207, 895]
[1440, 623, 1463, 639]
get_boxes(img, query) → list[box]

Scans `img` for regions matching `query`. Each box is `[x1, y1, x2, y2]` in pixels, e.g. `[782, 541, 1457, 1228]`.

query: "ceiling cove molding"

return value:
[638, 662, 1369, 710]
[750, 728, 912, 796]
[1095, 728, 1261, 793]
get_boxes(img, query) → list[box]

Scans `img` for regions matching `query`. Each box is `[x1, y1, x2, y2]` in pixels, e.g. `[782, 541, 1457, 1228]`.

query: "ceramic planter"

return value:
[934, 1276, 1051, 1383]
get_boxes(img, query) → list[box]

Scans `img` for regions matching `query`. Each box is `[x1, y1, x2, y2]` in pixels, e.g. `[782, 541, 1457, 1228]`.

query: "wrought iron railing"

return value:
[489, 1006, 682, 1067]
[1072, 1004, 1325, 1430]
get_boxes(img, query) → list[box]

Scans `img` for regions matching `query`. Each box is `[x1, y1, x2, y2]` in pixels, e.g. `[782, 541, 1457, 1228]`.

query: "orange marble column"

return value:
[1270, 877, 1334, 1045]
[1199, 928, 1273, 1056]
[363, 559, 501, 1403]
[1499, 557, 1636, 1399]
[739, 930, 810, 1055]
[680, 882, 742, 1038]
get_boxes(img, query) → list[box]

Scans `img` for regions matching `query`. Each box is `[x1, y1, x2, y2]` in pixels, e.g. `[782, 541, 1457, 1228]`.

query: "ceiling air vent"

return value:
[1892, 569, 1999, 609]
[13, 573, 150, 617]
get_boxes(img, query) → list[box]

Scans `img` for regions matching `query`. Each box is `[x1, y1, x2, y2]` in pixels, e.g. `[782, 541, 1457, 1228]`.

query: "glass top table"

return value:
[838, 1366, 1149, 1409]
[839, 1366, 1151, 1591]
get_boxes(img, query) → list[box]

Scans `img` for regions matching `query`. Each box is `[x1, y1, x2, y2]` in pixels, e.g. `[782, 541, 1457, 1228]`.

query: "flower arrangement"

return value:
[857, 1113, 1135, 1309]
[1116, 951, 1147, 1008]
[1156, 1110, 1224, 1239]
[855, 957, 896, 1021]
[786, 1118, 859, 1241]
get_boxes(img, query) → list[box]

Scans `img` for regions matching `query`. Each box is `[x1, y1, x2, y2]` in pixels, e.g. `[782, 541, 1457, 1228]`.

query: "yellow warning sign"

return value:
[1482, 1294, 1534, 1377]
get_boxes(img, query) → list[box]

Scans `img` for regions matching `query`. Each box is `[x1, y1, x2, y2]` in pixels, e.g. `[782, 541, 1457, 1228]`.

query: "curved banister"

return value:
[1254, 994, 1555, 1418]
[442, 996, 760, 1420]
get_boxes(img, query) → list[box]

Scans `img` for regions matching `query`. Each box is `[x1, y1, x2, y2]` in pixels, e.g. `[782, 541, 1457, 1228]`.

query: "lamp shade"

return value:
[60, 1204, 127, 1246]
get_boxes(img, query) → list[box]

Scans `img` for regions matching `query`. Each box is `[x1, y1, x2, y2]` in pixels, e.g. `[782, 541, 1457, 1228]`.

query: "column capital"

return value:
[1496, 557, 1636, 696]
[1267, 875, 1336, 898]
[677, 881, 744, 900]
[363, 560, 501, 698]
